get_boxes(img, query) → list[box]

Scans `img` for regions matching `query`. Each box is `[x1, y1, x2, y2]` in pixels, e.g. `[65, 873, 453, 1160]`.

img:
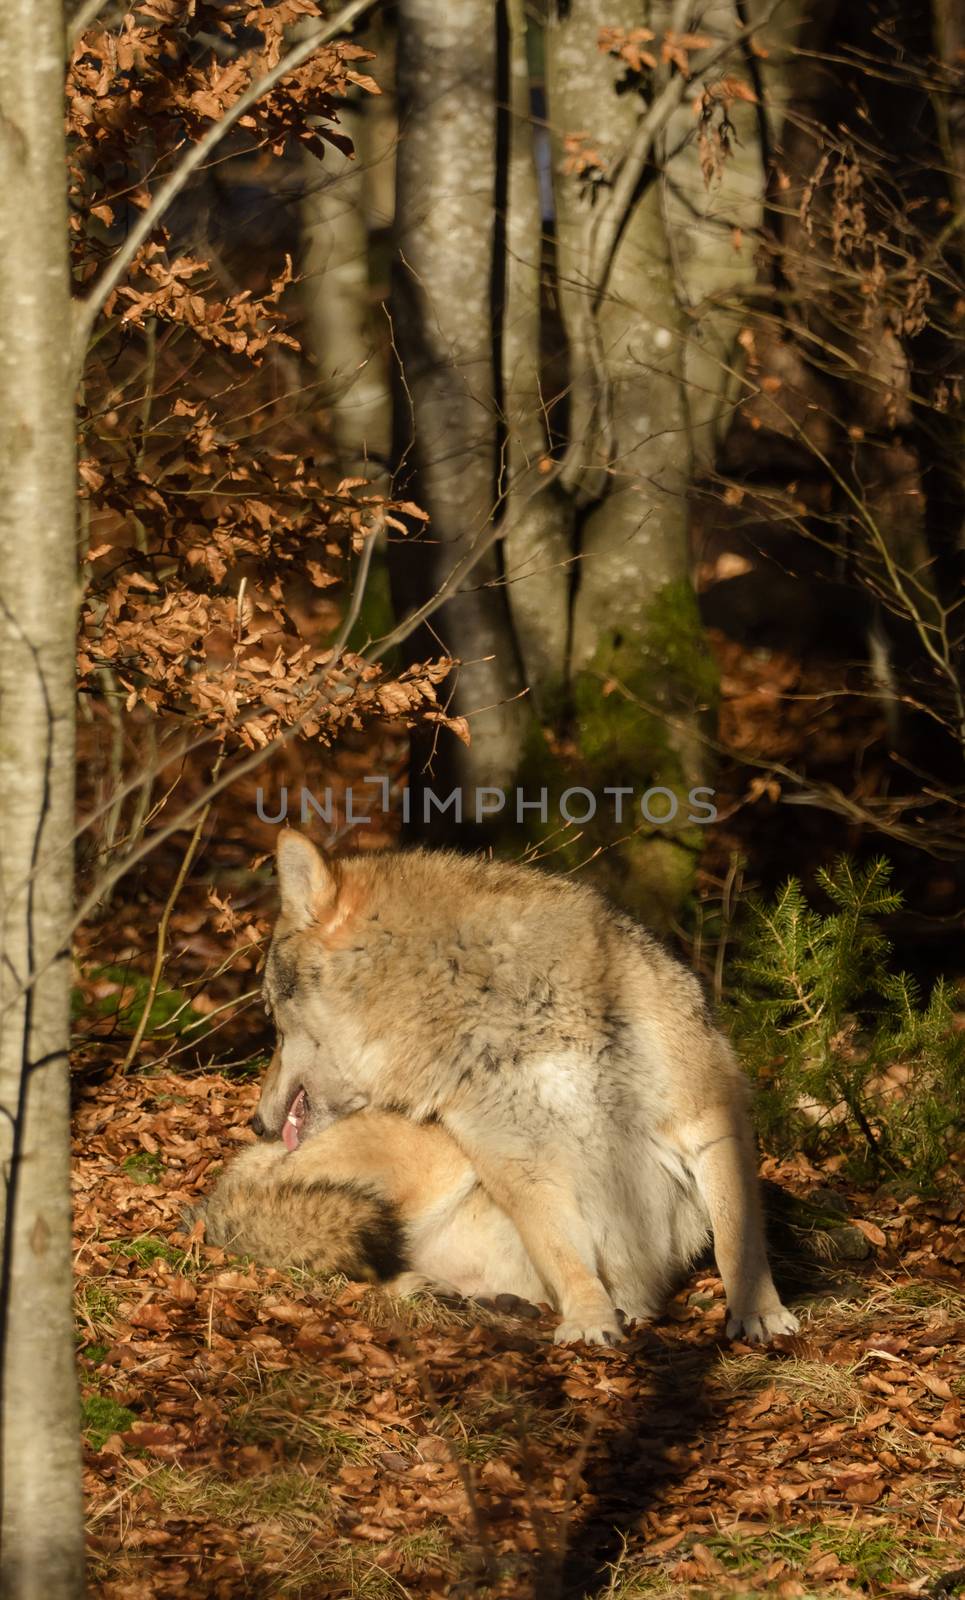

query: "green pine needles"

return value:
[728, 857, 964, 1186]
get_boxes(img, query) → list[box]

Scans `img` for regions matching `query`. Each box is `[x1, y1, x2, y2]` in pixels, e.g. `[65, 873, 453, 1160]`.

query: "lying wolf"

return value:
[245, 833, 798, 1346]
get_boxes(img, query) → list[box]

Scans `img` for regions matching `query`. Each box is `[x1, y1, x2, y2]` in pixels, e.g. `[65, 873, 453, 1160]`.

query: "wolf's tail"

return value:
[197, 1155, 408, 1282]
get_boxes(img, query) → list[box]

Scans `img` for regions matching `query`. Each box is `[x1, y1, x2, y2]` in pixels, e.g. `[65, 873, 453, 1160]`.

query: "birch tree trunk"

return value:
[390, 0, 530, 817]
[0, 2, 83, 1593]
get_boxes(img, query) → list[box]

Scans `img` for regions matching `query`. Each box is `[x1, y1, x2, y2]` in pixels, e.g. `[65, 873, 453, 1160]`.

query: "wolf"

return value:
[252, 833, 799, 1346]
[196, 1106, 547, 1306]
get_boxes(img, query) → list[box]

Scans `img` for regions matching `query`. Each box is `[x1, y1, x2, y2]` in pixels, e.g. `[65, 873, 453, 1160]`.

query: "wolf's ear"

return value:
[276, 832, 338, 927]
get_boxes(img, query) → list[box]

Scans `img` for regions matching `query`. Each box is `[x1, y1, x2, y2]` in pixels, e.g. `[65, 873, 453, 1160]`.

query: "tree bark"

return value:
[390, 0, 530, 817]
[544, 0, 710, 920]
[500, 0, 573, 699]
[0, 1, 84, 1594]
[300, 22, 396, 484]
[656, 0, 792, 469]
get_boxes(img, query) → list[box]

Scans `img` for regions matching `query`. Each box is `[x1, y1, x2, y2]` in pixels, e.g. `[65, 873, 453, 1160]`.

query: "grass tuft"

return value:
[715, 1353, 864, 1413]
[706, 1520, 935, 1587]
[440, 1388, 580, 1463]
[145, 1463, 329, 1524]
[76, 1281, 120, 1340]
[230, 1373, 378, 1465]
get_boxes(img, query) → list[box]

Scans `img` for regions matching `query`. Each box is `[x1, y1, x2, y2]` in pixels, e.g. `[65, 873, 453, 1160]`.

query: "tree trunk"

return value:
[300, 19, 396, 484]
[543, 0, 714, 920]
[0, 2, 84, 1594]
[390, 0, 530, 820]
[655, 0, 796, 470]
[500, 0, 573, 701]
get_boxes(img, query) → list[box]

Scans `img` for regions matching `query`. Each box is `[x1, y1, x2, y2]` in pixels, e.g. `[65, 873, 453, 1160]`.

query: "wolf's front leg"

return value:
[449, 1140, 621, 1346]
[678, 1108, 799, 1343]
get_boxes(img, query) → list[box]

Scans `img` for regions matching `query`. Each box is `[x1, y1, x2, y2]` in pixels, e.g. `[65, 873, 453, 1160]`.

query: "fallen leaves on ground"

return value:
[75, 1070, 965, 1599]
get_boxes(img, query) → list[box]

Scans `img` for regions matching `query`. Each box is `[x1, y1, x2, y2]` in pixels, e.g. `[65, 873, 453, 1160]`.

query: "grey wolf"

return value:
[253, 833, 799, 1346]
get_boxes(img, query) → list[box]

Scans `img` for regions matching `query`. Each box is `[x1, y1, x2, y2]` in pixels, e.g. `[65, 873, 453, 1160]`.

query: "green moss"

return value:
[615, 831, 703, 923]
[640, 578, 720, 707]
[82, 1394, 136, 1451]
[503, 581, 718, 926]
[573, 580, 716, 783]
[109, 1235, 182, 1267]
[121, 1151, 164, 1186]
[77, 964, 209, 1041]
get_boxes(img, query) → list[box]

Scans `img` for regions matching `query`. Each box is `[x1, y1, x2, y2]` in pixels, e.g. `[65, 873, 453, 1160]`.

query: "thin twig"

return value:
[1, 505, 381, 983]
[714, 853, 743, 1006]
[591, 668, 964, 860]
[70, 0, 378, 369]
[66, 0, 108, 52]
[588, 0, 784, 300]
[361, 453, 568, 661]
[118, 752, 222, 1072]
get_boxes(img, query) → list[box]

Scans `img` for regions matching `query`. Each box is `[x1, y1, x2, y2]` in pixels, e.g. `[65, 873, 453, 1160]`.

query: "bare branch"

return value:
[361, 455, 568, 662]
[70, 0, 378, 371]
[587, 0, 784, 301]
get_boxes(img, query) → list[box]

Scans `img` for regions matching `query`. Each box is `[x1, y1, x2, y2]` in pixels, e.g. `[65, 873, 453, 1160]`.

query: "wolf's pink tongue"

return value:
[283, 1089, 306, 1152]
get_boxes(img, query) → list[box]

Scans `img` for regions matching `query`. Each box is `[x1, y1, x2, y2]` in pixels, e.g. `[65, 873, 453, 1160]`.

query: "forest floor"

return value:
[75, 1068, 965, 1600]
[72, 618, 965, 1599]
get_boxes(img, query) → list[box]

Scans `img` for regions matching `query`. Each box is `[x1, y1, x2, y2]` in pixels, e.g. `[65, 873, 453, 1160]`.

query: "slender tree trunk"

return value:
[300, 23, 396, 484]
[933, 0, 965, 201]
[0, 2, 84, 1594]
[302, 117, 392, 482]
[390, 0, 530, 818]
[500, 0, 573, 700]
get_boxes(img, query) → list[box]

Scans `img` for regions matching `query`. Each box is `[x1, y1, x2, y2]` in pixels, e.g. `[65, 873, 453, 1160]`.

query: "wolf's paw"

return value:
[726, 1304, 800, 1343]
[554, 1313, 623, 1347]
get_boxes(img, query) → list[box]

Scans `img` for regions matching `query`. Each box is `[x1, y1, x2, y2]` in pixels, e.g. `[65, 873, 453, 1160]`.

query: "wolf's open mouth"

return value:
[283, 1086, 308, 1152]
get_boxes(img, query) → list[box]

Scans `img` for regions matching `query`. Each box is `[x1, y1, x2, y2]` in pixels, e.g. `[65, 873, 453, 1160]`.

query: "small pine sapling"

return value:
[728, 857, 964, 1186]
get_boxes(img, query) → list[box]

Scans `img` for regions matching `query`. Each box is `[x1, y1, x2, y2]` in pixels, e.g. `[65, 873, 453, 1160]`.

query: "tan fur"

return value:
[196, 1112, 546, 1304]
[254, 835, 798, 1345]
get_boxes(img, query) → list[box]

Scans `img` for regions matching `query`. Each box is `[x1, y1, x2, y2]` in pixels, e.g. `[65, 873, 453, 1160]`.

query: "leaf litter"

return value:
[74, 1069, 964, 1598]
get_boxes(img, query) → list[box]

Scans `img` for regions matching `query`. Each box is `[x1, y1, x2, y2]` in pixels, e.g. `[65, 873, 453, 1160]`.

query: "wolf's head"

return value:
[255, 832, 377, 1148]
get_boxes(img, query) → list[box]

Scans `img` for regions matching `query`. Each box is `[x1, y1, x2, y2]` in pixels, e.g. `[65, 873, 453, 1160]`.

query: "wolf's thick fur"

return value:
[256, 835, 798, 1346]
[197, 1111, 546, 1304]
